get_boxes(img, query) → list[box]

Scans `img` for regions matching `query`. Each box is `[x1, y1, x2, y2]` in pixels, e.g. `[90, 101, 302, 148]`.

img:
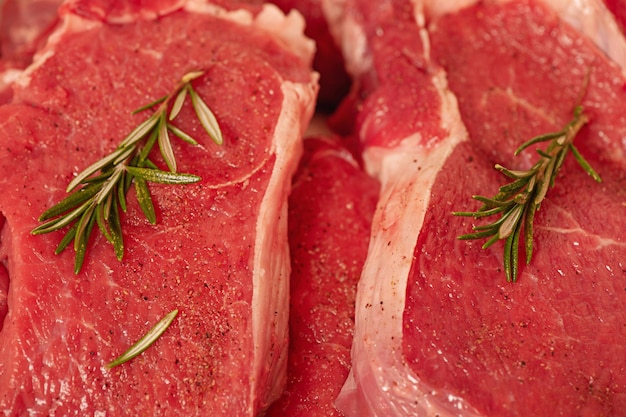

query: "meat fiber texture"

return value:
[326, 0, 626, 416]
[0, 0, 63, 103]
[0, 0, 318, 415]
[0, 0, 61, 65]
[265, 135, 379, 416]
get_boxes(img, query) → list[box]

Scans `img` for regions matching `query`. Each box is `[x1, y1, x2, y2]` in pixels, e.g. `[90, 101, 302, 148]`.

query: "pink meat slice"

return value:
[0, 0, 62, 67]
[0, 0, 63, 103]
[0, 1, 317, 416]
[421, 2, 626, 414]
[328, 0, 626, 416]
[265, 135, 379, 416]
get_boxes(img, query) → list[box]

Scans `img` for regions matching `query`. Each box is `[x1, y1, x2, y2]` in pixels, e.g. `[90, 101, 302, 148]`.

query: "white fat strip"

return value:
[326, 1, 483, 414]
[543, 0, 626, 71]
[321, 0, 373, 77]
[250, 75, 318, 413]
[336, 63, 482, 415]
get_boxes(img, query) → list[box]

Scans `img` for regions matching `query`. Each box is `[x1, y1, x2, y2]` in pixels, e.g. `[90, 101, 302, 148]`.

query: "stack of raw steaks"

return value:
[0, 0, 624, 416]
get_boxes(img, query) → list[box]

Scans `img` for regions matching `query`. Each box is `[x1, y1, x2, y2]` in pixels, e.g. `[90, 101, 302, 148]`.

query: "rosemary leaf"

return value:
[482, 233, 501, 250]
[134, 177, 156, 225]
[454, 205, 507, 219]
[109, 200, 124, 261]
[95, 203, 114, 245]
[472, 195, 514, 208]
[95, 167, 124, 205]
[570, 144, 602, 182]
[533, 157, 557, 206]
[157, 115, 177, 172]
[471, 218, 506, 231]
[32, 70, 222, 273]
[126, 166, 201, 184]
[106, 309, 179, 369]
[552, 144, 569, 183]
[181, 70, 204, 84]
[32, 200, 93, 234]
[119, 113, 160, 148]
[458, 229, 499, 240]
[454, 106, 600, 282]
[138, 129, 159, 165]
[117, 173, 128, 213]
[168, 123, 198, 145]
[74, 211, 97, 274]
[132, 95, 167, 115]
[170, 86, 188, 121]
[503, 219, 522, 282]
[55, 225, 76, 255]
[497, 176, 532, 196]
[495, 164, 537, 179]
[189, 86, 223, 145]
[66, 149, 127, 192]
[523, 199, 537, 264]
[74, 204, 96, 251]
[101, 189, 112, 220]
[143, 159, 159, 170]
[38, 184, 100, 222]
[514, 131, 564, 155]
[498, 204, 524, 239]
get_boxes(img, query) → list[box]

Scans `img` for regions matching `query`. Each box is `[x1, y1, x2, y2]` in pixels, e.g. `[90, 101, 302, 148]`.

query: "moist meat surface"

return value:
[327, 0, 626, 415]
[406, 2, 626, 415]
[0, 2, 316, 416]
[266, 136, 379, 417]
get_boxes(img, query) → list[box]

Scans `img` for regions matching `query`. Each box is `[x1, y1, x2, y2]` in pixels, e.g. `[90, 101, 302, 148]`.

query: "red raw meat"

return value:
[0, 0, 61, 67]
[328, 0, 626, 416]
[266, 135, 379, 416]
[271, 0, 351, 110]
[0, 0, 62, 103]
[217, 0, 352, 110]
[0, 1, 317, 415]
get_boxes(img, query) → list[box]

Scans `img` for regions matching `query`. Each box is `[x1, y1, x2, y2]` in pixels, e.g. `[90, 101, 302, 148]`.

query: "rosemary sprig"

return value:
[454, 106, 601, 282]
[106, 309, 178, 368]
[32, 70, 223, 273]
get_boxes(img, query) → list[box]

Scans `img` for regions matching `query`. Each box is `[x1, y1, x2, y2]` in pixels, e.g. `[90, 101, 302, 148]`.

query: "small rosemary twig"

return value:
[32, 70, 223, 273]
[106, 309, 179, 368]
[454, 106, 601, 282]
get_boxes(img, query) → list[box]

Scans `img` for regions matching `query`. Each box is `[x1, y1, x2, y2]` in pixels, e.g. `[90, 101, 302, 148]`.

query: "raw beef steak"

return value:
[0, 0, 63, 103]
[0, 1, 317, 416]
[0, 0, 61, 68]
[265, 135, 379, 416]
[271, 0, 351, 110]
[327, 0, 626, 416]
